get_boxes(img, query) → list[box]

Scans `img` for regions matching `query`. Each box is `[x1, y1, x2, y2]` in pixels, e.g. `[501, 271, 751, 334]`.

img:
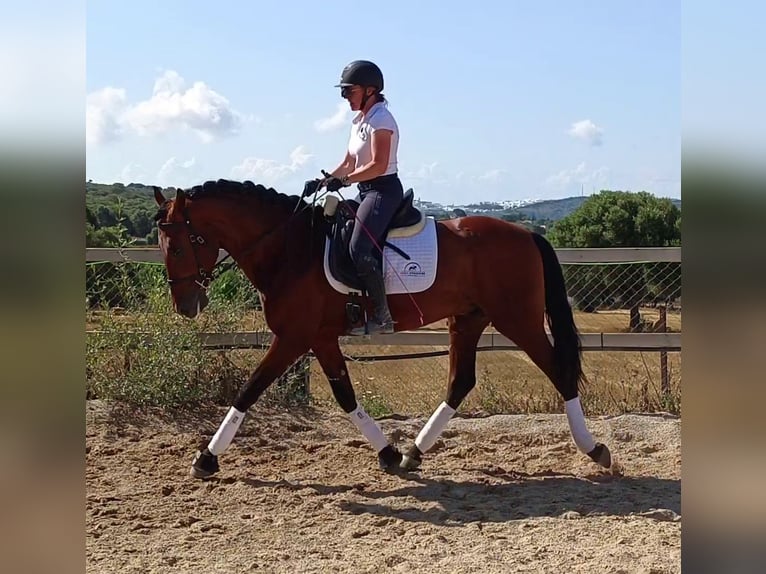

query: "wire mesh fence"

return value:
[564, 261, 681, 322]
[85, 252, 681, 415]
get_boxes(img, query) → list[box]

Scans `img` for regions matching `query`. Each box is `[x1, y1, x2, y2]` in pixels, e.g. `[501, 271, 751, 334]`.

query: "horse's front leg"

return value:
[311, 339, 402, 472]
[190, 335, 308, 479]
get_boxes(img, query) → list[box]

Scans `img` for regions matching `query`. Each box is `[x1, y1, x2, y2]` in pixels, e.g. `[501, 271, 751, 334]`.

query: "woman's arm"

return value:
[345, 129, 392, 184]
[329, 151, 355, 178]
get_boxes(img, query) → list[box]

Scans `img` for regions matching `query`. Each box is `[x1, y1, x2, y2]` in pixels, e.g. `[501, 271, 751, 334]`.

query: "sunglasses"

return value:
[340, 86, 360, 98]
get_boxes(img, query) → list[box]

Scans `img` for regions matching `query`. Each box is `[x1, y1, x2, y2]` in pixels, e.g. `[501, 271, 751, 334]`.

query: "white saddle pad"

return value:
[323, 217, 439, 295]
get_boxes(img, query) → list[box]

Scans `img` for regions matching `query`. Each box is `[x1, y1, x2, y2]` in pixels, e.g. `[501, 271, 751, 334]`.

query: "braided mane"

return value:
[155, 178, 308, 222]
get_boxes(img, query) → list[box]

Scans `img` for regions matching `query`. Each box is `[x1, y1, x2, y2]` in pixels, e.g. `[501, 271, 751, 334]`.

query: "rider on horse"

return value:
[304, 60, 403, 335]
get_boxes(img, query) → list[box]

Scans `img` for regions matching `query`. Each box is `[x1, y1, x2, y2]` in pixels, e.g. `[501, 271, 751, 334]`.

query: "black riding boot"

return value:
[350, 261, 395, 336]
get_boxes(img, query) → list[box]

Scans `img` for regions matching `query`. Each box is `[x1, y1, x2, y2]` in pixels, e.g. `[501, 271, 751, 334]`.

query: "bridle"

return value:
[157, 198, 315, 292]
[158, 207, 233, 292]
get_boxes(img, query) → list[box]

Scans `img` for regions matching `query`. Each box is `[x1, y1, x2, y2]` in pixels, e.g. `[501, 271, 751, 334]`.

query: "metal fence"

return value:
[85, 247, 681, 415]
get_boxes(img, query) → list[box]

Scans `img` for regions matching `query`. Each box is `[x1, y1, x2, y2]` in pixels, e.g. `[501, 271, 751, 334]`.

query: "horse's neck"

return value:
[207, 200, 312, 291]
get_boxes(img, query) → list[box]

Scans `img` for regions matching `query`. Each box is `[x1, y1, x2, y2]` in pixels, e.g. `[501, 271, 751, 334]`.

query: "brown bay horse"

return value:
[152, 179, 612, 478]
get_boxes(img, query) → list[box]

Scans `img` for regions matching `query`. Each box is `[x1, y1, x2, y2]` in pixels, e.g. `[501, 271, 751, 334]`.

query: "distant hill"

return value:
[86, 181, 157, 203]
[510, 196, 680, 222]
[416, 194, 680, 224]
[512, 196, 589, 221]
[85, 181, 681, 241]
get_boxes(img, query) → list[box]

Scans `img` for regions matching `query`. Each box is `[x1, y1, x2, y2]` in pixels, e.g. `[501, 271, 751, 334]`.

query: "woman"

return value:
[305, 60, 403, 335]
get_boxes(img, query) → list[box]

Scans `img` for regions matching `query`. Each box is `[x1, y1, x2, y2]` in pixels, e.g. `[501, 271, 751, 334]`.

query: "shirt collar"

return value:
[352, 102, 384, 124]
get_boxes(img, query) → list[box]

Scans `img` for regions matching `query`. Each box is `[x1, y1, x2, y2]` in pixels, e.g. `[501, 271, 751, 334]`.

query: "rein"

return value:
[159, 197, 316, 292]
[159, 185, 425, 327]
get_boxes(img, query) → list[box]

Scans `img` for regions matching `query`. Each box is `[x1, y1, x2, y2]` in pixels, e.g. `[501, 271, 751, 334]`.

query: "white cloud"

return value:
[399, 163, 518, 205]
[230, 145, 313, 185]
[123, 71, 243, 142]
[402, 161, 462, 191]
[86, 70, 245, 146]
[153, 69, 185, 94]
[568, 119, 604, 146]
[478, 169, 506, 184]
[156, 157, 200, 187]
[314, 102, 351, 132]
[86, 87, 128, 145]
[406, 161, 440, 180]
[545, 162, 609, 191]
[117, 162, 149, 184]
[406, 163, 507, 188]
[288, 145, 312, 167]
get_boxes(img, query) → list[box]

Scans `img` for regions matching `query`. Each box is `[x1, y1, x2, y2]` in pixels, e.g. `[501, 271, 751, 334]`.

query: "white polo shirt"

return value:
[347, 102, 399, 176]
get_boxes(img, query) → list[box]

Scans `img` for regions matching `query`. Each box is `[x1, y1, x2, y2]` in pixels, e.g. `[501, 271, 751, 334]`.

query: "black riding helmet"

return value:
[335, 60, 384, 92]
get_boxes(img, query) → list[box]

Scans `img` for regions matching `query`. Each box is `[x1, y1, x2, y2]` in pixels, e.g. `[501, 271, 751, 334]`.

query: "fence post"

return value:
[659, 305, 669, 396]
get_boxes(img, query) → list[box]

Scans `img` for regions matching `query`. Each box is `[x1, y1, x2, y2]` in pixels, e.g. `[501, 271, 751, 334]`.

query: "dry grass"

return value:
[87, 306, 681, 415]
[220, 309, 681, 417]
[299, 347, 681, 417]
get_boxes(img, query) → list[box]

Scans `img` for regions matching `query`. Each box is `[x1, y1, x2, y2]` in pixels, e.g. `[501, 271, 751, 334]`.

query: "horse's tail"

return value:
[531, 232, 583, 399]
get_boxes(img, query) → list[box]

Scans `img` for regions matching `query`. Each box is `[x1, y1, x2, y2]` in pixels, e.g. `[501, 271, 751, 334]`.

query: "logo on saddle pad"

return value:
[401, 261, 426, 277]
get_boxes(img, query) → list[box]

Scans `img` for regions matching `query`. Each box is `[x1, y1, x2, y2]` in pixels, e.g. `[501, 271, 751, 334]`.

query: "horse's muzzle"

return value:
[177, 290, 209, 318]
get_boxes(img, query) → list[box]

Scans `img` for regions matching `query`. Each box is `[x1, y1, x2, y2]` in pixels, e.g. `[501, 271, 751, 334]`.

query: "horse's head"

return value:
[154, 186, 220, 318]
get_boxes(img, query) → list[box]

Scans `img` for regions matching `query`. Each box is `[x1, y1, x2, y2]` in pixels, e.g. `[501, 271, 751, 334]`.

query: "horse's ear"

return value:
[153, 186, 165, 206]
[175, 188, 186, 210]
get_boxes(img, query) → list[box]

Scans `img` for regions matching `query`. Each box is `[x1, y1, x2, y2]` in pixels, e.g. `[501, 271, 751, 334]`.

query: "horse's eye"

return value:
[172, 248, 183, 257]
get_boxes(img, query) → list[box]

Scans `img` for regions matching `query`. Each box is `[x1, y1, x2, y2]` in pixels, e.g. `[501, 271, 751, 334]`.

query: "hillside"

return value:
[86, 182, 164, 245]
[85, 181, 681, 246]
[460, 196, 680, 223]
[513, 196, 590, 221]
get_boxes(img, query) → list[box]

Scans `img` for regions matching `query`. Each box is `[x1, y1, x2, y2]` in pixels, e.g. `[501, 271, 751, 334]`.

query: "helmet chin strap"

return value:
[360, 88, 375, 112]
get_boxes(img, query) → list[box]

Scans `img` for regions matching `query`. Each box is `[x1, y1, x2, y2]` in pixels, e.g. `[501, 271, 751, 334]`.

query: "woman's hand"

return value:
[324, 175, 349, 192]
[302, 178, 322, 197]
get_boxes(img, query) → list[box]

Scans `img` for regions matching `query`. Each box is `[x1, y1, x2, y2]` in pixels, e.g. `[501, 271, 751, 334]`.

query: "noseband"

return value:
[158, 209, 231, 291]
[157, 194, 316, 292]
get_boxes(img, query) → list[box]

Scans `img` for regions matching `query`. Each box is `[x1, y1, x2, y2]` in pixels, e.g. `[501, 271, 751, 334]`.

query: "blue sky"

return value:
[86, 1, 680, 204]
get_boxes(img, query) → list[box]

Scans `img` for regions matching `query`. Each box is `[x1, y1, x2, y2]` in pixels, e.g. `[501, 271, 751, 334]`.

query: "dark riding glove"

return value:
[324, 175, 349, 192]
[302, 178, 321, 197]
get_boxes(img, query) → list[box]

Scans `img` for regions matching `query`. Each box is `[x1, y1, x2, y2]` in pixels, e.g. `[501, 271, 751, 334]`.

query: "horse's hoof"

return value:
[400, 445, 422, 471]
[378, 445, 403, 472]
[190, 447, 219, 479]
[587, 443, 612, 469]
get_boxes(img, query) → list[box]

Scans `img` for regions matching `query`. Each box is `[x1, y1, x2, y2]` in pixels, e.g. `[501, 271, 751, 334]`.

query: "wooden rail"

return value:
[85, 330, 680, 352]
[86, 247, 682, 264]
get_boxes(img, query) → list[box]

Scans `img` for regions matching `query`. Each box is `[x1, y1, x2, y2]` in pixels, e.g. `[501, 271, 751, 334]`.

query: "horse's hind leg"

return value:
[489, 310, 611, 468]
[401, 309, 489, 471]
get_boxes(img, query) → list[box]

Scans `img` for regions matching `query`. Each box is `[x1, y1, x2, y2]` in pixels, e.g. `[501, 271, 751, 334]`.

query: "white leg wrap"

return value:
[208, 407, 246, 456]
[415, 402, 456, 453]
[349, 404, 389, 452]
[565, 397, 596, 453]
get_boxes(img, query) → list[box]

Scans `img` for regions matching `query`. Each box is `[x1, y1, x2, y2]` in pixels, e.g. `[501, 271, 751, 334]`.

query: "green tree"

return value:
[547, 190, 681, 327]
[132, 209, 153, 237]
[86, 206, 99, 227]
[146, 227, 159, 245]
[96, 205, 118, 228]
[499, 212, 521, 222]
[121, 213, 136, 236]
[547, 190, 680, 248]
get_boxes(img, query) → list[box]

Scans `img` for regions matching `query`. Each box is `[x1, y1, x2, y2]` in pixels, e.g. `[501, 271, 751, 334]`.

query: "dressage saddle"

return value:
[325, 188, 424, 291]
